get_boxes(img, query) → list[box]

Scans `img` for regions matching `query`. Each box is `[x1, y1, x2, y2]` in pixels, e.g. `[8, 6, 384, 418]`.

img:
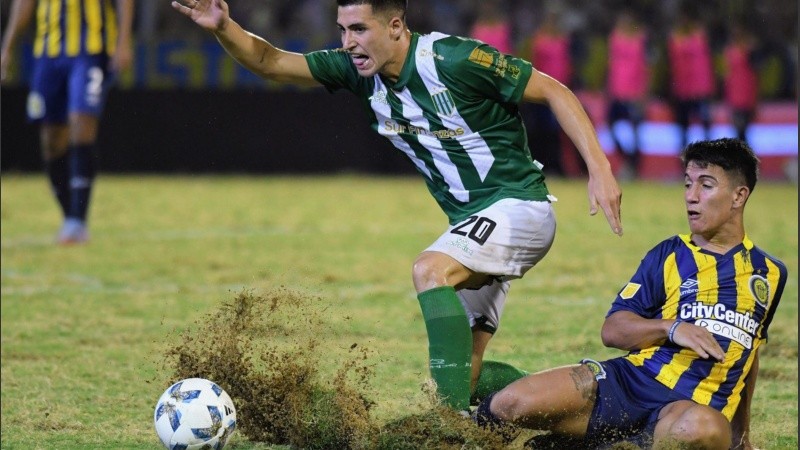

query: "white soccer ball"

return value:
[154, 378, 237, 450]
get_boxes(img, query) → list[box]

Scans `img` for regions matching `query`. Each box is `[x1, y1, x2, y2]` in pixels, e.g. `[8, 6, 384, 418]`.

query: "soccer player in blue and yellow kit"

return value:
[1, 0, 134, 244]
[476, 138, 787, 450]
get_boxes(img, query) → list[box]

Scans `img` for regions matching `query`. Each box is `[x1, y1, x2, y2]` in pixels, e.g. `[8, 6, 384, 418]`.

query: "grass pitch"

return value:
[1, 174, 797, 449]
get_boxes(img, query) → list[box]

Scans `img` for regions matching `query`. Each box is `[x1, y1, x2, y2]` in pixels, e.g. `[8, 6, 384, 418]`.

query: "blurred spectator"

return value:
[722, 20, 760, 144]
[667, 3, 715, 148]
[606, 8, 651, 180]
[529, 9, 574, 86]
[468, 0, 513, 54]
[521, 8, 578, 176]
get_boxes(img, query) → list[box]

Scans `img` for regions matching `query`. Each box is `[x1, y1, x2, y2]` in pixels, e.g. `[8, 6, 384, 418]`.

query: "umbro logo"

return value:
[680, 278, 699, 296]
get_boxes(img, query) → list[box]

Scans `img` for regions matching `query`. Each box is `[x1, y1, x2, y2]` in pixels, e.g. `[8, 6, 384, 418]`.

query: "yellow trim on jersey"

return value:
[65, 0, 81, 56]
[85, 0, 103, 54]
[625, 347, 656, 367]
[662, 252, 681, 318]
[718, 341, 756, 419]
[33, 0, 48, 56]
[654, 350, 692, 389]
[46, 0, 62, 57]
[764, 258, 781, 326]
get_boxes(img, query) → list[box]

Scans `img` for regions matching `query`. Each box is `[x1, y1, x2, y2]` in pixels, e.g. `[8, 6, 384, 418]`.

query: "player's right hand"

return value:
[171, 0, 230, 33]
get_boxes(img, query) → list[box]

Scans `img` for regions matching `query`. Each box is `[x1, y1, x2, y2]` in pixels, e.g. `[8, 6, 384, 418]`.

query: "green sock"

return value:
[417, 286, 472, 410]
[471, 360, 529, 405]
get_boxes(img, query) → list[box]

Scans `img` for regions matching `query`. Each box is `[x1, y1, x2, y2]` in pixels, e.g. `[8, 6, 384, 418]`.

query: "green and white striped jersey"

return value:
[306, 32, 550, 224]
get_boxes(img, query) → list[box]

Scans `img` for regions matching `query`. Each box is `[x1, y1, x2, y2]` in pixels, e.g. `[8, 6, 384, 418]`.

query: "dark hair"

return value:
[336, 0, 407, 19]
[681, 138, 760, 193]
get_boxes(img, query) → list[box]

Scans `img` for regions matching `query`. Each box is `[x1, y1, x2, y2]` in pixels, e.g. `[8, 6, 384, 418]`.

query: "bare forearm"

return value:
[601, 311, 671, 350]
[172, 0, 317, 87]
[1, 0, 36, 53]
[548, 85, 610, 175]
[214, 20, 312, 84]
[213, 19, 273, 78]
[115, 0, 135, 43]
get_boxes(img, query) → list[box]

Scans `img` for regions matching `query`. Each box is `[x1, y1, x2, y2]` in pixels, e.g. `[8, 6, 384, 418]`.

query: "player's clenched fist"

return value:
[172, 0, 230, 32]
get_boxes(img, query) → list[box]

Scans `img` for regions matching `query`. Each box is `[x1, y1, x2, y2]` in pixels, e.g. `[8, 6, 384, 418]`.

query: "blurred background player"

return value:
[476, 138, 787, 450]
[1, 0, 134, 244]
[667, 2, 715, 150]
[521, 7, 578, 177]
[723, 19, 760, 144]
[606, 8, 650, 181]
[467, 0, 513, 55]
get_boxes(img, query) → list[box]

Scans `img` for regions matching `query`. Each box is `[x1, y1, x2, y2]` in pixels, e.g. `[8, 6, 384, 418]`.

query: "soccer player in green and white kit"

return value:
[172, 0, 624, 412]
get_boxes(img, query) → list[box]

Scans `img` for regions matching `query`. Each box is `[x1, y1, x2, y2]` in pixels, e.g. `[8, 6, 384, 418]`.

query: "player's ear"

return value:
[732, 185, 750, 208]
[388, 16, 405, 40]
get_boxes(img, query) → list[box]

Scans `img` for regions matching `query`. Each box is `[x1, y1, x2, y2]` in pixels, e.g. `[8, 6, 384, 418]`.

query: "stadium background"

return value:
[1, 0, 797, 179]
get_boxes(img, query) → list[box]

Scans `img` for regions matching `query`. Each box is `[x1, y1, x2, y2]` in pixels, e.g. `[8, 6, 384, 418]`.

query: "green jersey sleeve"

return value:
[305, 49, 363, 93]
[433, 37, 533, 106]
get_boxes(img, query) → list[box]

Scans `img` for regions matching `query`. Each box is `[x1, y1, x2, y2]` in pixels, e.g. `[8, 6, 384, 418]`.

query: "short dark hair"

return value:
[681, 138, 760, 192]
[336, 0, 407, 19]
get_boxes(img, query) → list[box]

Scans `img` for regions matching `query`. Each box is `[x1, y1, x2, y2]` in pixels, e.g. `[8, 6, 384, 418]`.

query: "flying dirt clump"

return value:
[158, 289, 580, 449]
[162, 289, 375, 448]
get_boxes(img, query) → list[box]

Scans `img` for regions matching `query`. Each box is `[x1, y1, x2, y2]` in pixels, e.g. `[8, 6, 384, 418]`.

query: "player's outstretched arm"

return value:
[523, 69, 623, 236]
[171, 0, 318, 86]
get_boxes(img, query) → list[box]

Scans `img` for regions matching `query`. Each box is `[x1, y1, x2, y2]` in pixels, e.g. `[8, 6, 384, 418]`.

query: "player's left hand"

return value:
[588, 171, 623, 236]
[671, 321, 725, 362]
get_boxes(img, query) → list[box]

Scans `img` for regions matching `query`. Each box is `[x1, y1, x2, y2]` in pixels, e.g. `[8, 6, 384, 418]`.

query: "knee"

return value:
[412, 252, 458, 292]
[488, 387, 530, 422]
[662, 406, 732, 450]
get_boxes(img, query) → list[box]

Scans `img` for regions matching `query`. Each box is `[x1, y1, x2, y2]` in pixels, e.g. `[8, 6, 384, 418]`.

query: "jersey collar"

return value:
[679, 233, 754, 256]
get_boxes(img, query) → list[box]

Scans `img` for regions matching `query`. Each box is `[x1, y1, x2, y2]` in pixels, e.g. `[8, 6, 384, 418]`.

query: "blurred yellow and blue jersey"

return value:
[33, 0, 119, 58]
[607, 234, 786, 420]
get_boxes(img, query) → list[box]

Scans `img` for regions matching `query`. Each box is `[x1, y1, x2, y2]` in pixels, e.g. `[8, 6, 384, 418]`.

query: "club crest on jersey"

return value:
[580, 359, 607, 381]
[468, 47, 494, 68]
[749, 275, 769, 307]
[619, 282, 641, 300]
[431, 89, 456, 116]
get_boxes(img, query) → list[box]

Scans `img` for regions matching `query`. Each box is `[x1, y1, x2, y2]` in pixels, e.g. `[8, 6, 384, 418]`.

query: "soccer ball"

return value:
[154, 378, 237, 450]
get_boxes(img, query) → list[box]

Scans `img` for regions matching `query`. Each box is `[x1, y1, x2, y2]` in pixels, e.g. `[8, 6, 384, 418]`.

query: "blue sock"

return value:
[474, 391, 517, 441]
[68, 144, 96, 221]
[46, 152, 70, 217]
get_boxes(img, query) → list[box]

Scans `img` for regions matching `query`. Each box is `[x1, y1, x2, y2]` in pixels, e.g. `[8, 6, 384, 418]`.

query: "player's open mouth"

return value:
[687, 210, 700, 219]
[351, 53, 371, 69]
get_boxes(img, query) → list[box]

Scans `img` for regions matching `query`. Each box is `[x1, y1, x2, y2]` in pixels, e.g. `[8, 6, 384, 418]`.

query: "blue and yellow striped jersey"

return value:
[608, 234, 787, 420]
[32, 0, 120, 58]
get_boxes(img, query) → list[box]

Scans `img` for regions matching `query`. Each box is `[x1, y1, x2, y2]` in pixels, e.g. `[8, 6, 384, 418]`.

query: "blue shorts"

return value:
[583, 357, 691, 446]
[27, 54, 115, 124]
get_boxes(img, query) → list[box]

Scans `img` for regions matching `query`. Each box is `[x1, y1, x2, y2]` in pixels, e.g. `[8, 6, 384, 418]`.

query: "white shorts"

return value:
[424, 198, 556, 332]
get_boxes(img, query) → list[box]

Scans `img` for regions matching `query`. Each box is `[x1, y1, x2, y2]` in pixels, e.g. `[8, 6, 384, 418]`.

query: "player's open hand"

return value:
[171, 0, 230, 33]
[670, 321, 725, 362]
[587, 171, 623, 236]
